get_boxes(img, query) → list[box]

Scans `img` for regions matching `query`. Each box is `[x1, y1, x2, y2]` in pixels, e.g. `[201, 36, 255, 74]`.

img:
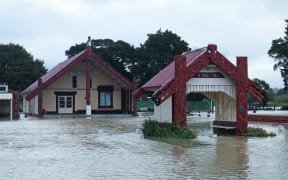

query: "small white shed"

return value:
[0, 84, 13, 120]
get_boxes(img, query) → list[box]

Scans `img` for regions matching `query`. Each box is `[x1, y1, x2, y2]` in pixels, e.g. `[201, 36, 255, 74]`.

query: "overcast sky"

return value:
[0, 0, 287, 88]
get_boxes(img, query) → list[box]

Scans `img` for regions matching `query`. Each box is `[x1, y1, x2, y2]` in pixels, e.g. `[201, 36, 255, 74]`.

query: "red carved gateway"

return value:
[236, 57, 248, 134]
[133, 44, 265, 135]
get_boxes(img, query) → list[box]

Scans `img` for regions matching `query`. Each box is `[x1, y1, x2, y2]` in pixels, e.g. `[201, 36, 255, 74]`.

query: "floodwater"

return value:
[0, 113, 288, 179]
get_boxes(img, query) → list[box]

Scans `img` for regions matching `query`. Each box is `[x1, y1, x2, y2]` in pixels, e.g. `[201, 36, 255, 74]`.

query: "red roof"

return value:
[142, 47, 207, 90]
[22, 50, 86, 95]
[134, 44, 265, 105]
[22, 48, 134, 100]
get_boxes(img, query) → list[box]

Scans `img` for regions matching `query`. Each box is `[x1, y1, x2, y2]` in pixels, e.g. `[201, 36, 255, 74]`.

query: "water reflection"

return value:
[0, 116, 287, 179]
[214, 136, 249, 179]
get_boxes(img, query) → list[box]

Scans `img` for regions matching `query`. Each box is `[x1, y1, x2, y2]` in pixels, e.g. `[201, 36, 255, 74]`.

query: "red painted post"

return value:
[85, 37, 92, 116]
[173, 55, 187, 126]
[132, 80, 138, 116]
[85, 61, 91, 106]
[37, 78, 43, 118]
[236, 57, 248, 135]
[12, 91, 19, 120]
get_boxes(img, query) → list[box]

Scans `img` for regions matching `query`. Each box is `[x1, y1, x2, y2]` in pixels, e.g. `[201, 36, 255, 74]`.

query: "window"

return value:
[194, 72, 224, 78]
[66, 96, 72, 108]
[98, 86, 114, 108]
[59, 96, 65, 108]
[100, 92, 112, 107]
[72, 75, 77, 88]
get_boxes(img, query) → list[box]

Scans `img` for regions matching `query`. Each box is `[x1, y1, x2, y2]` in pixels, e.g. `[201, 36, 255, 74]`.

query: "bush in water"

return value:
[142, 119, 197, 139]
[242, 127, 276, 137]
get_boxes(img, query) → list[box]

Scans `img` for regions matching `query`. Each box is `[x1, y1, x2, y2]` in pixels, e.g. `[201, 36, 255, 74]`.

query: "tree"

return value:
[132, 29, 191, 86]
[65, 30, 190, 86]
[268, 19, 288, 89]
[65, 39, 135, 80]
[248, 78, 275, 104]
[0, 43, 47, 91]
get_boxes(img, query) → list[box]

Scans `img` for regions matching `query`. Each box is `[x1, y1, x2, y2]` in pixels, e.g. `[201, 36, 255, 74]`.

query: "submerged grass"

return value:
[241, 127, 276, 137]
[142, 119, 197, 139]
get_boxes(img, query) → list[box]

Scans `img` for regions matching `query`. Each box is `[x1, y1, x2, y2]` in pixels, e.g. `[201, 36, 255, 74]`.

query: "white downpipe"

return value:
[86, 105, 91, 116]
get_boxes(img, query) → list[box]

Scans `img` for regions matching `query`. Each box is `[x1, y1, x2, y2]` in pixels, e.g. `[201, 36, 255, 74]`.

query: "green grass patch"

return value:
[241, 127, 276, 137]
[142, 119, 197, 139]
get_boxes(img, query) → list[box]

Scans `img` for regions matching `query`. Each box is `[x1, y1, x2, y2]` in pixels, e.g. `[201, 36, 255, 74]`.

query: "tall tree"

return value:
[65, 39, 135, 80]
[0, 43, 47, 91]
[132, 29, 191, 86]
[268, 19, 288, 89]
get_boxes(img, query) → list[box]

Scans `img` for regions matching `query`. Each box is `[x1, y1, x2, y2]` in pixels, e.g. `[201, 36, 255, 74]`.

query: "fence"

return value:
[137, 100, 212, 112]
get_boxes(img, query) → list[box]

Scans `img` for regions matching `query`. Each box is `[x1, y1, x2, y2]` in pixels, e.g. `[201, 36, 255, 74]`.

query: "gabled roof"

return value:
[141, 47, 207, 91]
[134, 44, 265, 104]
[22, 48, 134, 100]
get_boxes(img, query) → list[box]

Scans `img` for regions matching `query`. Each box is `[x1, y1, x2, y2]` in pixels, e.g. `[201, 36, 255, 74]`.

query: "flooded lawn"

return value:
[0, 114, 288, 179]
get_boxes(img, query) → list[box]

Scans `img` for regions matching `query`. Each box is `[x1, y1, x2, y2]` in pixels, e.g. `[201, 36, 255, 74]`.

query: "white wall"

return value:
[27, 96, 38, 115]
[0, 93, 12, 100]
[0, 93, 13, 120]
[153, 96, 172, 122]
[187, 67, 236, 98]
[153, 66, 238, 123]
[204, 92, 236, 122]
[187, 67, 237, 122]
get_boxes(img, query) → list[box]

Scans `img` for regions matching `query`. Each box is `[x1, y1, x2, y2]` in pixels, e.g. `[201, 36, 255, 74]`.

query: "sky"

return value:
[0, 0, 287, 88]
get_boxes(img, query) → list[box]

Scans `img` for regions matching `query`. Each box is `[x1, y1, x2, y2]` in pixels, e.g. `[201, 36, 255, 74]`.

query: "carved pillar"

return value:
[173, 55, 187, 126]
[85, 46, 92, 116]
[12, 91, 19, 120]
[236, 57, 248, 135]
[37, 78, 43, 118]
[132, 80, 138, 116]
[85, 61, 91, 105]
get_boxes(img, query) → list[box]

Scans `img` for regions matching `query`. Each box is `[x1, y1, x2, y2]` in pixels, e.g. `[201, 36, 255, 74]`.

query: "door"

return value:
[58, 96, 73, 113]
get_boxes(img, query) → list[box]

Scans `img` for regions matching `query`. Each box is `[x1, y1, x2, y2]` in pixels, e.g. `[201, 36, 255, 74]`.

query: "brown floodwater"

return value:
[0, 113, 287, 179]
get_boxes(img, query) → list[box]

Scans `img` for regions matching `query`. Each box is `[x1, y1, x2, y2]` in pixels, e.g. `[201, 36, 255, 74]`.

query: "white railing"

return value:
[186, 85, 236, 98]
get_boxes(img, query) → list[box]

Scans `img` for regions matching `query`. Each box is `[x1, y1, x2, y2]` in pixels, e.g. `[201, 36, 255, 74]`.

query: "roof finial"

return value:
[87, 36, 91, 47]
[207, 44, 217, 53]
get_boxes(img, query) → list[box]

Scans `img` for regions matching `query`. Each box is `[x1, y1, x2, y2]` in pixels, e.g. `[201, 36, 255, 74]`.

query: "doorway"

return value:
[58, 96, 73, 114]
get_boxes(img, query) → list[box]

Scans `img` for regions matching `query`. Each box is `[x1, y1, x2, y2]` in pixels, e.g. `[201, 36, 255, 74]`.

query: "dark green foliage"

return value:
[65, 39, 135, 80]
[242, 127, 276, 137]
[65, 43, 87, 58]
[268, 19, 288, 89]
[0, 43, 47, 91]
[186, 92, 207, 101]
[142, 119, 196, 139]
[132, 29, 190, 86]
[186, 101, 211, 111]
[248, 78, 275, 104]
[281, 105, 288, 110]
[65, 29, 190, 86]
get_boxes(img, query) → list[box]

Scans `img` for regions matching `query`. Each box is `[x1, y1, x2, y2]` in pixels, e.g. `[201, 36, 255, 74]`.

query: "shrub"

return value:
[142, 119, 196, 139]
[281, 105, 288, 110]
[242, 127, 276, 137]
[147, 107, 154, 112]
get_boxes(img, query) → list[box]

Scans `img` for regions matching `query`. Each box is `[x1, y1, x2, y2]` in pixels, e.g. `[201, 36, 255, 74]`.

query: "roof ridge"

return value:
[181, 47, 207, 55]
